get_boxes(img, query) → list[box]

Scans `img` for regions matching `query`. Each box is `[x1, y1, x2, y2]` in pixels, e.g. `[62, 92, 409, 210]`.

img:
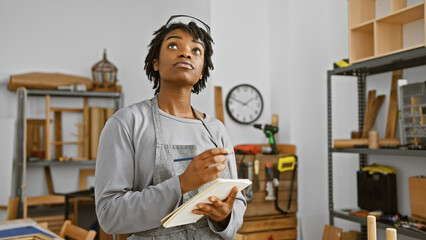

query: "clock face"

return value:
[225, 84, 263, 124]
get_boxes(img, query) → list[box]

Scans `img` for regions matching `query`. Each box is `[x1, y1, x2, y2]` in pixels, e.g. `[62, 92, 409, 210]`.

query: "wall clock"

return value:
[225, 84, 263, 124]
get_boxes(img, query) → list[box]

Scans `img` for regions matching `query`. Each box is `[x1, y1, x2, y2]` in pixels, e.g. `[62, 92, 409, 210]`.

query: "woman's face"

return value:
[153, 28, 205, 90]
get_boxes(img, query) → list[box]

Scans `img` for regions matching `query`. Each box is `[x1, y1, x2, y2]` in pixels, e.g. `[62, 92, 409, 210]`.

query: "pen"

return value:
[173, 152, 234, 162]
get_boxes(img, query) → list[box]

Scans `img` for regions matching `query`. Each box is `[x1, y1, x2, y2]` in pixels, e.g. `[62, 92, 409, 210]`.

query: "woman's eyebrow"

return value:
[165, 35, 182, 41]
[165, 35, 205, 48]
[193, 39, 205, 48]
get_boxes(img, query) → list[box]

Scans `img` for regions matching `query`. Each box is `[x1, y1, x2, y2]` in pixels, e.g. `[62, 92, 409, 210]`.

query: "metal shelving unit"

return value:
[12, 89, 124, 205]
[327, 47, 426, 240]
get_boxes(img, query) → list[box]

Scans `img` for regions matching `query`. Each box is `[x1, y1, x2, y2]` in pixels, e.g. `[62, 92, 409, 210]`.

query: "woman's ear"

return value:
[153, 59, 159, 71]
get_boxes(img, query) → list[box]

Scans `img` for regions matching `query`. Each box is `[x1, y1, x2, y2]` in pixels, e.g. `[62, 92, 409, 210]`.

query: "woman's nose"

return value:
[179, 47, 191, 59]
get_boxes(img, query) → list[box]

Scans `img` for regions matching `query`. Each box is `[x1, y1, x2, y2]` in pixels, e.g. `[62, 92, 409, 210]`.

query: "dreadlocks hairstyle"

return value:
[144, 21, 214, 95]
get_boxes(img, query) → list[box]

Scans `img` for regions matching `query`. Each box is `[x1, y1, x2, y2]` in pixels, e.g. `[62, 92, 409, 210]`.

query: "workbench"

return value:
[235, 144, 298, 240]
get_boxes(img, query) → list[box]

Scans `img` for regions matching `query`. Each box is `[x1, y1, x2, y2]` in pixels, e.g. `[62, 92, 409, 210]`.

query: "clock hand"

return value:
[243, 98, 254, 106]
[230, 97, 245, 105]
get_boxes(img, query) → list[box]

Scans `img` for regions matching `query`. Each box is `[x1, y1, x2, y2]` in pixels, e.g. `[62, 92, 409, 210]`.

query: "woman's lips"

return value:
[174, 60, 193, 70]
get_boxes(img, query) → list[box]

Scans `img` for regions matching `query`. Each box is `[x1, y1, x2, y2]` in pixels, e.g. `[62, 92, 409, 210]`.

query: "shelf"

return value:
[350, 22, 375, 62]
[376, 3, 425, 56]
[27, 89, 122, 98]
[351, 19, 375, 31]
[348, 0, 425, 64]
[27, 160, 96, 167]
[376, 2, 424, 24]
[329, 47, 426, 76]
[332, 148, 426, 157]
[348, 0, 375, 28]
[332, 210, 426, 239]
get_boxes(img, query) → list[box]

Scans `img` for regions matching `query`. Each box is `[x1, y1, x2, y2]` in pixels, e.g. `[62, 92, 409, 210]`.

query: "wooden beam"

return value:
[45, 95, 51, 160]
[385, 70, 402, 138]
[214, 86, 225, 124]
[44, 167, 54, 195]
[54, 111, 62, 159]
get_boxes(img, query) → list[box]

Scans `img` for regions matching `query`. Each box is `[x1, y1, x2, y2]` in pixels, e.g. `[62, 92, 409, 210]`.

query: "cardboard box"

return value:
[409, 176, 426, 222]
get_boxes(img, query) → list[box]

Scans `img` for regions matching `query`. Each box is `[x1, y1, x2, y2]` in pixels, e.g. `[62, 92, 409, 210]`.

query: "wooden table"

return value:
[0, 219, 64, 240]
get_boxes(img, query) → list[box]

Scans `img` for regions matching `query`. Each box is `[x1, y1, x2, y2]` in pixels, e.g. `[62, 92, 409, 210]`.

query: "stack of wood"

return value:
[333, 71, 402, 149]
[26, 96, 114, 161]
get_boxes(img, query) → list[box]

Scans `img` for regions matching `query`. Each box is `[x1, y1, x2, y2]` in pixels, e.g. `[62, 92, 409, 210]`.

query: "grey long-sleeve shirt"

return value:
[95, 100, 246, 239]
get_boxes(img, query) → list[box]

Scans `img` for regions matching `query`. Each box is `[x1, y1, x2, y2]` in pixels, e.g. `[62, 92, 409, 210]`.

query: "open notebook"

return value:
[161, 178, 252, 228]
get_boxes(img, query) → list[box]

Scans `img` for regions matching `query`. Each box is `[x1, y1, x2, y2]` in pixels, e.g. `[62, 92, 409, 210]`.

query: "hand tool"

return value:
[253, 159, 260, 191]
[234, 144, 262, 155]
[238, 161, 247, 179]
[273, 155, 297, 214]
[245, 162, 254, 201]
[265, 162, 275, 200]
[253, 124, 279, 154]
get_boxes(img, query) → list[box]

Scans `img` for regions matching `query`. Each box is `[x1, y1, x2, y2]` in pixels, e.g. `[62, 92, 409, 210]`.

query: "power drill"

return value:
[253, 124, 279, 154]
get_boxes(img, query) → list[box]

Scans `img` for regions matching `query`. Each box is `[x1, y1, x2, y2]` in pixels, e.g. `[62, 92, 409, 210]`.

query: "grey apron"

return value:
[129, 96, 231, 240]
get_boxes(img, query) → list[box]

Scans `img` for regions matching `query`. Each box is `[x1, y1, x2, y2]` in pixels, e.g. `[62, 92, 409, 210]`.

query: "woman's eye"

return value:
[193, 48, 202, 55]
[168, 43, 178, 49]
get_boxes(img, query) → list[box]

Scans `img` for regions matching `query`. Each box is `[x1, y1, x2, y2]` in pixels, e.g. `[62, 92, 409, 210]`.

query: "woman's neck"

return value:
[157, 87, 196, 119]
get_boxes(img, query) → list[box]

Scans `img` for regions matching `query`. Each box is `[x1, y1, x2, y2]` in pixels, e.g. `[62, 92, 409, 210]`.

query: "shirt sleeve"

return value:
[207, 121, 247, 239]
[95, 117, 182, 234]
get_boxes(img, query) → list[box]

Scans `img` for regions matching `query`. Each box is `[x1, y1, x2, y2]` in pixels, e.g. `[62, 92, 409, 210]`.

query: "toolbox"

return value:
[357, 171, 397, 214]
[409, 176, 426, 223]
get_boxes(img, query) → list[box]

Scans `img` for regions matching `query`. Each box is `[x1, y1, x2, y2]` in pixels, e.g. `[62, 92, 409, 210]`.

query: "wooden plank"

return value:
[45, 95, 51, 160]
[50, 141, 79, 145]
[322, 225, 342, 240]
[105, 108, 115, 122]
[250, 190, 297, 203]
[89, 107, 101, 160]
[386, 70, 402, 138]
[245, 200, 297, 217]
[50, 108, 83, 113]
[362, 95, 386, 138]
[214, 86, 224, 124]
[79, 169, 95, 190]
[54, 112, 62, 159]
[333, 138, 400, 148]
[238, 228, 297, 240]
[83, 99, 89, 160]
[362, 90, 376, 138]
[239, 215, 297, 233]
[6, 197, 19, 220]
[391, 0, 406, 12]
[44, 167, 54, 195]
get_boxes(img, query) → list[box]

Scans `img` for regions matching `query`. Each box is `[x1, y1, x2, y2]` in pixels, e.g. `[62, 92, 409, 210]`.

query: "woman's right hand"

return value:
[179, 148, 230, 195]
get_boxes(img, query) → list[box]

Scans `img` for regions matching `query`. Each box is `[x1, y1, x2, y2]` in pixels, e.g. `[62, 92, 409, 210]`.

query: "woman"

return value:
[95, 15, 246, 240]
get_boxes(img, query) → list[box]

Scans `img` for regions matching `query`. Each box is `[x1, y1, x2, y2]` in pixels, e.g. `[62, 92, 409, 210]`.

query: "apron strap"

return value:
[151, 95, 164, 145]
[151, 94, 220, 148]
[192, 107, 219, 148]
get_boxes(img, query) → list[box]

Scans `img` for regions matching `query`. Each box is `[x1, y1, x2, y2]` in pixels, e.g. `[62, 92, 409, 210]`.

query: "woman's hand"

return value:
[192, 186, 238, 226]
[179, 148, 229, 194]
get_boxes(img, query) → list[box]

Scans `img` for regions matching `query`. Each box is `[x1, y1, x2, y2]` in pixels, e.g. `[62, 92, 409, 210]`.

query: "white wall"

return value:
[211, 0, 273, 145]
[1, 1, 425, 239]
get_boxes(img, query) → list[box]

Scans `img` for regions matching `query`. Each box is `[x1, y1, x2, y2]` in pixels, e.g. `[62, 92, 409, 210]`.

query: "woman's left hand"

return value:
[192, 186, 238, 226]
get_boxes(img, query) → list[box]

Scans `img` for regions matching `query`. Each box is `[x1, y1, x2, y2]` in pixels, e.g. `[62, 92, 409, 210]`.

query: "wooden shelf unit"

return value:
[349, 0, 426, 63]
